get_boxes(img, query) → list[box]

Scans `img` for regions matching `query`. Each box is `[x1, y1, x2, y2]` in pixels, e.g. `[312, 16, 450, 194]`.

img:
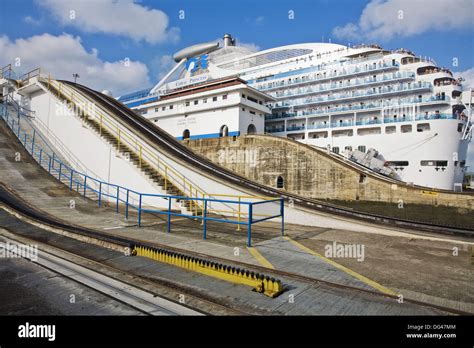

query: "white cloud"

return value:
[0, 33, 150, 95]
[23, 16, 41, 26]
[333, 0, 474, 41]
[152, 54, 176, 80]
[454, 68, 474, 90]
[236, 40, 260, 52]
[37, 0, 180, 44]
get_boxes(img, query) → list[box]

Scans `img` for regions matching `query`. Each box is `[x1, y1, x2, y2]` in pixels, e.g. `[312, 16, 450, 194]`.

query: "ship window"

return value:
[417, 123, 430, 132]
[223, 95, 228, 100]
[345, 146, 352, 151]
[203, 99, 207, 104]
[358, 145, 366, 153]
[276, 176, 284, 189]
[332, 147, 340, 154]
[242, 108, 245, 111]
[219, 125, 229, 137]
[170, 105, 173, 109]
[155, 107, 159, 112]
[194, 100, 198, 105]
[213, 96, 217, 102]
[420, 160, 448, 166]
[250, 111, 256, 115]
[401, 125, 412, 133]
[185, 101, 190, 106]
[385, 126, 396, 134]
[162, 106, 166, 111]
[386, 161, 409, 166]
[458, 123, 463, 132]
[183, 129, 190, 140]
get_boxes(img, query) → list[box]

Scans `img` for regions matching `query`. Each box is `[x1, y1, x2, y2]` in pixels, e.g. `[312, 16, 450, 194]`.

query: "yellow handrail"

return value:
[41, 77, 278, 223]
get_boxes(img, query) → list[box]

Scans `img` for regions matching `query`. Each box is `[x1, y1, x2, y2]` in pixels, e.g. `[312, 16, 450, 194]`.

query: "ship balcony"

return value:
[414, 113, 457, 121]
[331, 120, 354, 128]
[273, 72, 416, 100]
[286, 125, 306, 132]
[265, 126, 285, 133]
[257, 62, 399, 92]
[307, 123, 329, 130]
[265, 95, 451, 121]
[286, 82, 432, 108]
[355, 119, 383, 126]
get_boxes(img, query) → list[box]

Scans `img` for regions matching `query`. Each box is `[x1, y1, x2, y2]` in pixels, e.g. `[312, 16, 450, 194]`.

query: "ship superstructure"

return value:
[118, 35, 472, 190]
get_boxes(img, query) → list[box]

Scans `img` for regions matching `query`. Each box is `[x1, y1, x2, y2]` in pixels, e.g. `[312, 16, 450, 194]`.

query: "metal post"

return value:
[116, 186, 119, 213]
[39, 148, 42, 166]
[48, 157, 52, 173]
[237, 196, 241, 231]
[167, 198, 172, 233]
[125, 190, 129, 219]
[203, 200, 208, 240]
[31, 129, 36, 154]
[83, 176, 87, 196]
[281, 199, 285, 236]
[138, 194, 142, 226]
[69, 169, 73, 190]
[247, 204, 253, 247]
[98, 182, 102, 207]
[59, 162, 62, 180]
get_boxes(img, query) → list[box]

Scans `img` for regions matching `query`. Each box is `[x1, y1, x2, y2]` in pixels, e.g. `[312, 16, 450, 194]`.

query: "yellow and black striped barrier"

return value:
[133, 245, 283, 298]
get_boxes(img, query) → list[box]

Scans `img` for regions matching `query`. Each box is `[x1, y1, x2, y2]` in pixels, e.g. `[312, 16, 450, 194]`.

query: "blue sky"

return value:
[1, 0, 473, 95]
[1, 0, 473, 165]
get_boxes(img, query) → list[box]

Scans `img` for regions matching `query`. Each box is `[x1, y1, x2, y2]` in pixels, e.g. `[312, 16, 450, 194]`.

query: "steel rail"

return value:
[56, 80, 474, 235]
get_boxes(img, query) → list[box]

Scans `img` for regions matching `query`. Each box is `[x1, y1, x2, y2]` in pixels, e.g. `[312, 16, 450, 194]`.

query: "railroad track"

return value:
[0, 182, 470, 315]
[0, 235, 202, 316]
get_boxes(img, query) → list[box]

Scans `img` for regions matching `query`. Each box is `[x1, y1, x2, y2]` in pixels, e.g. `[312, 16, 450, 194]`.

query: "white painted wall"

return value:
[28, 88, 170, 208]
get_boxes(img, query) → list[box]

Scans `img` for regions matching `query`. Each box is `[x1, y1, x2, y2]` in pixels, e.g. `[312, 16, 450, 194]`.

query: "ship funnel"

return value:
[223, 34, 235, 47]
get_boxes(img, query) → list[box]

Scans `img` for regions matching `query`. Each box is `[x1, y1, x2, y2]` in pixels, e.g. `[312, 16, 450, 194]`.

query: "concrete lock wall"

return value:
[27, 88, 170, 208]
[186, 135, 474, 210]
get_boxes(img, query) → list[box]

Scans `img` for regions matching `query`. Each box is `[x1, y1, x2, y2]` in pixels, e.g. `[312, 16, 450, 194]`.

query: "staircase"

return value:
[3, 100, 99, 201]
[40, 81, 204, 216]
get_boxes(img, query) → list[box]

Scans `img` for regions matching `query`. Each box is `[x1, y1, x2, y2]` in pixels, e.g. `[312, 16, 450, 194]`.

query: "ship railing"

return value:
[255, 61, 399, 91]
[356, 119, 383, 126]
[267, 96, 451, 121]
[307, 123, 329, 130]
[414, 113, 456, 121]
[273, 72, 416, 99]
[286, 125, 306, 131]
[273, 82, 433, 108]
[331, 121, 354, 128]
[265, 127, 285, 133]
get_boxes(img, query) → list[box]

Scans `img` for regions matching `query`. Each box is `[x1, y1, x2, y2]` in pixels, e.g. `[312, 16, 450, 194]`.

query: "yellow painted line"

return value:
[283, 236, 398, 296]
[247, 247, 275, 269]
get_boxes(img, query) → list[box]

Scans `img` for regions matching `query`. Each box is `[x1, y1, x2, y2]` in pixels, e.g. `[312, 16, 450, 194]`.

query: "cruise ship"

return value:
[118, 34, 473, 190]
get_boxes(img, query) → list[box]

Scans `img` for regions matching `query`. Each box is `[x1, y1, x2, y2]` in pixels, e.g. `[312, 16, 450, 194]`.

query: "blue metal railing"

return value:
[0, 103, 284, 246]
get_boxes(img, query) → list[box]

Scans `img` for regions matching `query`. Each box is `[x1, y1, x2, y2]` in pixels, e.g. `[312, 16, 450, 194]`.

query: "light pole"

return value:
[73, 73, 80, 83]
